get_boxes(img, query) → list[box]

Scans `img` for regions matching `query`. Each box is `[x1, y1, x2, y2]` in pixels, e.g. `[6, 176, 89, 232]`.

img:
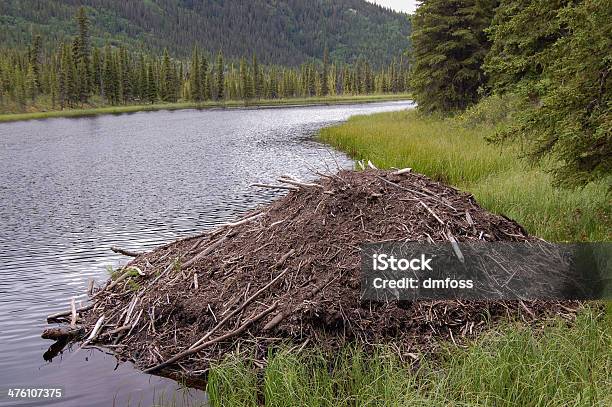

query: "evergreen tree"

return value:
[216, 51, 224, 100]
[411, 0, 498, 113]
[119, 47, 132, 103]
[160, 49, 178, 102]
[487, 0, 611, 186]
[29, 35, 42, 92]
[252, 54, 261, 99]
[321, 46, 330, 96]
[239, 58, 251, 100]
[189, 47, 202, 101]
[25, 63, 37, 101]
[91, 47, 102, 94]
[146, 62, 157, 103]
[201, 55, 211, 100]
[102, 45, 118, 104]
[76, 6, 91, 93]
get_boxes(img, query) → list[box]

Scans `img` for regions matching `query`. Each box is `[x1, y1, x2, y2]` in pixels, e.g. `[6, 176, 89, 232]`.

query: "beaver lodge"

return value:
[43, 169, 578, 378]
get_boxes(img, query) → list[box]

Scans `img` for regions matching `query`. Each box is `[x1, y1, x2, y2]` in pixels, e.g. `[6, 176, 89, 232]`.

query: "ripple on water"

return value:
[0, 100, 415, 406]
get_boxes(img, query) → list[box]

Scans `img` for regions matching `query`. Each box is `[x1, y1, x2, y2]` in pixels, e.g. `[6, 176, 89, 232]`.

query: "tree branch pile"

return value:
[43, 169, 579, 377]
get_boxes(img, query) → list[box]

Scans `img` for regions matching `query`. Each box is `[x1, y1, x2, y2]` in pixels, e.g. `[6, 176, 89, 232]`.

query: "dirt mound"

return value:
[45, 169, 577, 377]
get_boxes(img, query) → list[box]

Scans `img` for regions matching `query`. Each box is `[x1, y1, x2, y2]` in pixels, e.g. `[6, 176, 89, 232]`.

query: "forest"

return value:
[410, 0, 610, 188]
[0, 7, 410, 114]
[0, 0, 410, 65]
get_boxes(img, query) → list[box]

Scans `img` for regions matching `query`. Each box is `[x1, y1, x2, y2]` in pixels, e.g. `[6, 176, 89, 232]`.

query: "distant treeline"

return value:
[0, 8, 409, 112]
[411, 0, 610, 187]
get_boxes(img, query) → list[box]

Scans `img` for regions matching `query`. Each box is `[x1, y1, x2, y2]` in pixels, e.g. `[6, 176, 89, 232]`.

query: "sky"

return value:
[366, 0, 419, 14]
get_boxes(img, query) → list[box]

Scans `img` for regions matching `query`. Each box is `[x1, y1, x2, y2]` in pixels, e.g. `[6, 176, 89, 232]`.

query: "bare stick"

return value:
[367, 160, 378, 170]
[419, 200, 444, 225]
[70, 298, 77, 328]
[277, 177, 324, 189]
[188, 269, 288, 350]
[111, 246, 141, 257]
[83, 315, 105, 345]
[144, 302, 277, 373]
[250, 183, 298, 191]
[221, 212, 264, 228]
[47, 303, 93, 321]
[101, 325, 131, 338]
[87, 279, 94, 296]
[193, 273, 199, 290]
[393, 167, 412, 175]
[97, 268, 132, 294]
[183, 235, 229, 269]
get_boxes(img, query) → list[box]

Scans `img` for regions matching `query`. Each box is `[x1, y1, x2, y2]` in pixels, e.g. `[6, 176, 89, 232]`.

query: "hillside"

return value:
[0, 0, 411, 66]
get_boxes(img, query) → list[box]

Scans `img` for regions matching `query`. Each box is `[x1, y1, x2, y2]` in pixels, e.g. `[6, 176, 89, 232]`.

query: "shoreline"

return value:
[0, 94, 412, 124]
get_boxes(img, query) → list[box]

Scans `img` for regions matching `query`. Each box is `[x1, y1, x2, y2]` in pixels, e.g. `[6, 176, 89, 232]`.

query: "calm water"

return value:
[0, 100, 414, 406]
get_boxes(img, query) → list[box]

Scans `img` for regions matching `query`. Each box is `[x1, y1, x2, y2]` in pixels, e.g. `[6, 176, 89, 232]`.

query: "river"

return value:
[0, 100, 414, 406]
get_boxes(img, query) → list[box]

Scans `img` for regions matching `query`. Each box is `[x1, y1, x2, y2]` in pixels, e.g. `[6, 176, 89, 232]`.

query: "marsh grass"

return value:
[0, 94, 411, 123]
[319, 109, 610, 241]
[203, 307, 610, 407]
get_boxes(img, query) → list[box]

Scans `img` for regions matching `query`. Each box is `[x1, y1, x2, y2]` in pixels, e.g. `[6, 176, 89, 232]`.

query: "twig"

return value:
[47, 303, 93, 321]
[70, 298, 77, 328]
[144, 302, 277, 373]
[393, 167, 412, 175]
[111, 246, 141, 257]
[82, 315, 105, 346]
[183, 234, 230, 269]
[188, 269, 288, 350]
[419, 200, 444, 225]
[277, 177, 324, 189]
[221, 213, 265, 228]
[250, 183, 298, 191]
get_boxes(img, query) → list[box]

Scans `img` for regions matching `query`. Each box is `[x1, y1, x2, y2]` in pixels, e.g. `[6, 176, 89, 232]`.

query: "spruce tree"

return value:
[201, 55, 210, 101]
[216, 51, 224, 100]
[29, 35, 42, 92]
[91, 47, 102, 94]
[146, 62, 157, 103]
[252, 54, 261, 99]
[321, 46, 330, 96]
[189, 47, 202, 102]
[411, 0, 498, 113]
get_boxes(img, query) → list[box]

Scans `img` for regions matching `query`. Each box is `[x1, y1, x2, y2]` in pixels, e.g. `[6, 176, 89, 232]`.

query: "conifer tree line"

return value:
[410, 0, 610, 187]
[0, 7, 409, 112]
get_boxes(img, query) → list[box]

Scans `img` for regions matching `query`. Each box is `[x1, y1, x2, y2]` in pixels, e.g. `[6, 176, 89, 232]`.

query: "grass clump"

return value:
[204, 308, 610, 406]
[319, 107, 610, 241]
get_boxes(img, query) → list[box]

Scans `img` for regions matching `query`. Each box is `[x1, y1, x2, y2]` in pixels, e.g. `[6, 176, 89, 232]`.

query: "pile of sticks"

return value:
[43, 169, 580, 377]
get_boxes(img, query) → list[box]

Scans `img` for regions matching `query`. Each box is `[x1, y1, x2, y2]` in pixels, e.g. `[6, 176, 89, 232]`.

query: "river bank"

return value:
[0, 94, 411, 123]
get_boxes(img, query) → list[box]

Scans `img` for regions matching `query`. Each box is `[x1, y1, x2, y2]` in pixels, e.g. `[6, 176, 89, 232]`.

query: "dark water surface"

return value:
[0, 101, 414, 406]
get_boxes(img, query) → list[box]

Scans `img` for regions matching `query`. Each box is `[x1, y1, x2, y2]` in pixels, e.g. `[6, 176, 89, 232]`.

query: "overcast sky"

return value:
[366, 0, 419, 14]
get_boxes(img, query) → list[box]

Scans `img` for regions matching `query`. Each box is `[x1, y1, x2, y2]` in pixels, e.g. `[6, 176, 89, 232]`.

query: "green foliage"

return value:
[0, 7, 407, 114]
[0, 0, 410, 67]
[410, 0, 498, 113]
[486, 0, 612, 187]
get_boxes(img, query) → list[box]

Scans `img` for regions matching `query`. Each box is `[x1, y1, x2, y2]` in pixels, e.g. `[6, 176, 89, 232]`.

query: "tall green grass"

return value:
[319, 109, 610, 242]
[205, 308, 610, 406]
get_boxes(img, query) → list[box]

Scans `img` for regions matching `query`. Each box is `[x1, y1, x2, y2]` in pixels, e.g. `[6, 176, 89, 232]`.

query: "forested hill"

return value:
[0, 0, 410, 66]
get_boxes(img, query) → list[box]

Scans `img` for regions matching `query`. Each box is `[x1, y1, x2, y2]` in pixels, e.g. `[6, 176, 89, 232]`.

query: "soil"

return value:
[45, 169, 579, 377]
